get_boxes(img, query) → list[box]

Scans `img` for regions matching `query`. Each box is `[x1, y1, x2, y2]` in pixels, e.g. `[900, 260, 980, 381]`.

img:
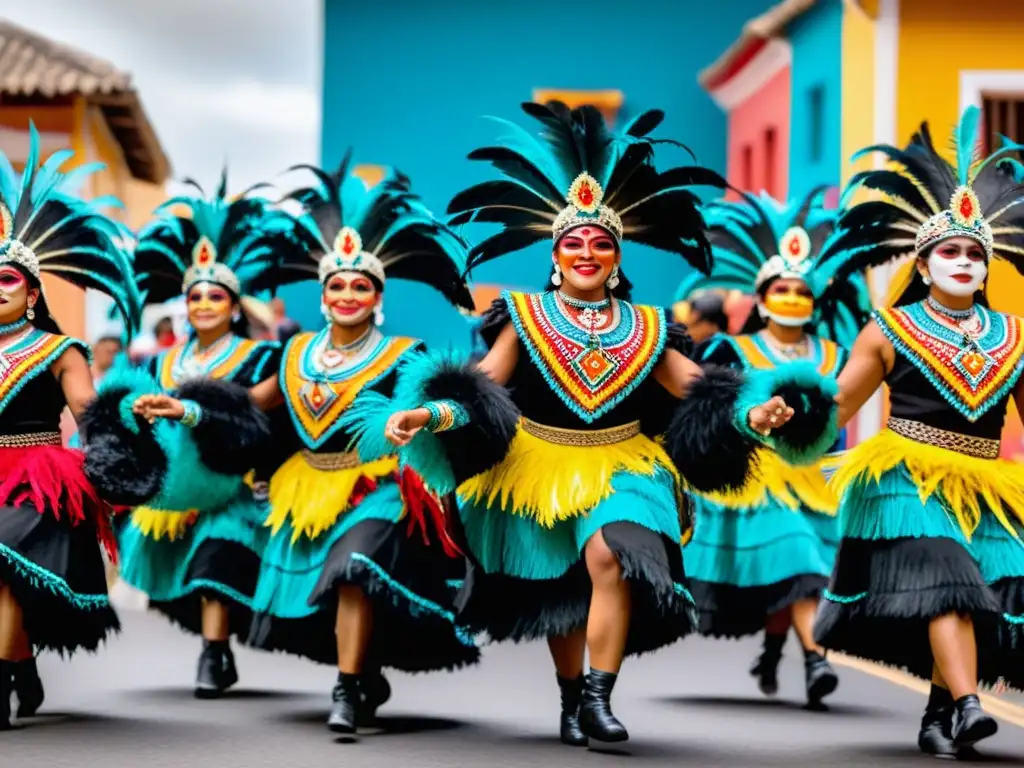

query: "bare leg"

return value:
[764, 608, 791, 636]
[549, 629, 588, 746]
[0, 584, 31, 661]
[200, 597, 230, 642]
[583, 531, 630, 674]
[335, 586, 373, 674]
[548, 629, 586, 679]
[791, 597, 825, 654]
[928, 612, 977, 700]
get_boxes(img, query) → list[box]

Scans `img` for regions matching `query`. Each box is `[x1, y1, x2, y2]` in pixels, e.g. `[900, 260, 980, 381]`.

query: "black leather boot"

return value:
[918, 685, 956, 759]
[12, 658, 44, 718]
[750, 633, 786, 697]
[0, 661, 12, 730]
[804, 650, 838, 706]
[952, 694, 998, 748]
[357, 668, 391, 726]
[195, 640, 238, 699]
[328, 672, 360, 735]
[578, 669, 628, 743]
[557, 674, 587, 747]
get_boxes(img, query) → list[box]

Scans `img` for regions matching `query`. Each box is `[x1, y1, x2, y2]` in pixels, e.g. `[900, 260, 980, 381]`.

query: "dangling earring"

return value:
[26, 304, 34, 321]
[551, 265, 562, 287]
[373, 304, 385, 326]
[320, 302, 332, 322]
[606, 265, 620, 290]
[922, 274, 933, 286]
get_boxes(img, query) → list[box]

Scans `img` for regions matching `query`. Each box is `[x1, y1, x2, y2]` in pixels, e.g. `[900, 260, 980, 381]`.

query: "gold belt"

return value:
[0, 431, 62, 448]
[302, 449, 361, 471]
[520, 417, 641, 447]
[887, 417, 1000, 460]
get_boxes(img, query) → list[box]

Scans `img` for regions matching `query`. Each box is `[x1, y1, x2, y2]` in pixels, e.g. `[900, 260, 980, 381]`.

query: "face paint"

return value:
[926, 237, 988, 297]
[0, 266, 31, 325]
[187, 281, 234, 333]
[322, 271, 378, 327]
[554, 226, 619, 292]
[760, 278, 814, 327]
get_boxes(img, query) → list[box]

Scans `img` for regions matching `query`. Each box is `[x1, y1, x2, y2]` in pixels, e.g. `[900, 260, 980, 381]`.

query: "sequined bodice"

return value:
[0, 329, 86, 435]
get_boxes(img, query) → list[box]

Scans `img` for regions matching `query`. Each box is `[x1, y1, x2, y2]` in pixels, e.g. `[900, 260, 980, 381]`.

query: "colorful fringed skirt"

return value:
[454, 424, 696, 655]
[116, 485, 268, 638]
[246, 451, 480, 671]
[814, 428, 1024, 690]
[0, 443, 119, 653]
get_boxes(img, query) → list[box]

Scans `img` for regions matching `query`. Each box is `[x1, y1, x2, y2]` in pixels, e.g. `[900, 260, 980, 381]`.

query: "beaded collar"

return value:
[158, 334, 267, 390]
[728, 333, 844, 377]
[0, 328, 82, 414]
[504, 290, 665, 423]
[875, 302, 1024, 421]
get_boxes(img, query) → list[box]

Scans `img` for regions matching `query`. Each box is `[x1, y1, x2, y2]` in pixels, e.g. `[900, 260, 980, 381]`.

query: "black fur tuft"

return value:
[176, 379, 270, 476]
[664, 365, 761, 493]
[422, 365, 520, 484]
[80, 388, 166, 505]
[772, 380, 838, 456]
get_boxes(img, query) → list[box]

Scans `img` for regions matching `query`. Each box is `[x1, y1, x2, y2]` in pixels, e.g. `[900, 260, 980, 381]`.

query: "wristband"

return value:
[423, 399, 470, 433]
[180, 399, 204, 428]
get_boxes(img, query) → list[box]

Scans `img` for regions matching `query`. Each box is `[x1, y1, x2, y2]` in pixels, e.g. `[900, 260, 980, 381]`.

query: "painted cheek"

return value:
[765, 293, 814, 318]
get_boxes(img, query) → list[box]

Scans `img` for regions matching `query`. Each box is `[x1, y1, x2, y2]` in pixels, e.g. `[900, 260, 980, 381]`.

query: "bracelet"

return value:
[423, 399, 470, 433]
[180, 399, 204, 428]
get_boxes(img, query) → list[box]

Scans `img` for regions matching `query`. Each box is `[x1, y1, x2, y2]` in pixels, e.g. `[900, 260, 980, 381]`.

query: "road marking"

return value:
[830, 652, 1024, 729]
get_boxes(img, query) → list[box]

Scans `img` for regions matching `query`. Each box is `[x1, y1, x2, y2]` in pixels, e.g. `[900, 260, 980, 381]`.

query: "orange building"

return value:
[0, 20, 170, 340]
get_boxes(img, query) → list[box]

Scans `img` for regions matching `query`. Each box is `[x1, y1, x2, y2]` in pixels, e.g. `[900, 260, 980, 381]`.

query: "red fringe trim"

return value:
[398, 466, 462, 558]
[0, 445, 117, 563]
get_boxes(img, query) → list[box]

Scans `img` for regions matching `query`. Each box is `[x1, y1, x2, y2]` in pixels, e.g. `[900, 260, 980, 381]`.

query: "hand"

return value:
[384, 408, 431, 447]
[747, 396, 795, 437]
[132, 394, 186, 423]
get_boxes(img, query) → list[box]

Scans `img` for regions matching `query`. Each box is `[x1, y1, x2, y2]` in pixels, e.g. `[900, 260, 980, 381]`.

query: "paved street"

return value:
[5, 610, 1023, 767]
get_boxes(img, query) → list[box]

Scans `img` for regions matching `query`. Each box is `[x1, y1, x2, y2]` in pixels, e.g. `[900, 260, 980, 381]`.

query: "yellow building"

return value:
[0, 20, 170, 339]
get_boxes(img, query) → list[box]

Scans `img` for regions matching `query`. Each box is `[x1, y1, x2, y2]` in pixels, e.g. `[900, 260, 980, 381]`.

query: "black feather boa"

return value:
[176, 378, 270, 477]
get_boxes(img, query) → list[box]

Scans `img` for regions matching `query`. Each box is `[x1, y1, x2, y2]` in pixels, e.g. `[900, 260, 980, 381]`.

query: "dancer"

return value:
[105, 173, 284, 697]
[208, 157, 481, 735]
[812, 106, 1024, 756]
[0, 126, 142, 728]
[358, 101, 840, 746]
[680, 189, 870, 706]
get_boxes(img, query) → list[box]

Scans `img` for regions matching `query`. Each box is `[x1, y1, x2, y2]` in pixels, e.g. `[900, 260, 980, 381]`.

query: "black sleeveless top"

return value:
[0, 330, 87, 436]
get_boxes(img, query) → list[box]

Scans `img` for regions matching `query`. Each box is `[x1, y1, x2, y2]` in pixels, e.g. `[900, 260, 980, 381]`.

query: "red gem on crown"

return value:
[342, 232, 356, 255]
[198, 243, 212, 265]
[959, 194, 973, 220]
[577, 182, 594, 207]
[788, 237, 800, 256]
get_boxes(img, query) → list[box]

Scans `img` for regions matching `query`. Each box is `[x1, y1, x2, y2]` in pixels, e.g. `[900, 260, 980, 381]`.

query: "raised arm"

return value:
[835, 322, 893, 429]
[474, 322, 519, 387]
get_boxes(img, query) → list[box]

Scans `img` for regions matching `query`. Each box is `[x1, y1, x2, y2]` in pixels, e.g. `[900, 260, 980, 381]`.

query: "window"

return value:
[808, 85, 825, 162]
[532, 89, 624, 126]
[764, 128, 777, 197]
[741, 144, 754, 191]
[982, 94, 1024, 152]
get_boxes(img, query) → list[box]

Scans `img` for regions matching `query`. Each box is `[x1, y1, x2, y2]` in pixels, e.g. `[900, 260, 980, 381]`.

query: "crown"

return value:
[0, 203, 40, 280]
[552, 172, 624, 242]
[751, 226, 814, 291]
[317, 225, 387, 284]
[915, 186, 994, 259]
[181, 235, 241, 295]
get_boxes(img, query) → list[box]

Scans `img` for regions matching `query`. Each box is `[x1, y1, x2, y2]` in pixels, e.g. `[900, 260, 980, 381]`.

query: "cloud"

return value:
[162, 79, 320, 135]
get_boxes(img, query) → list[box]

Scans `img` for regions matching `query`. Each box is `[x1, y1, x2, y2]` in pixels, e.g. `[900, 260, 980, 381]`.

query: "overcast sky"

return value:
[2, 0, 322, 194]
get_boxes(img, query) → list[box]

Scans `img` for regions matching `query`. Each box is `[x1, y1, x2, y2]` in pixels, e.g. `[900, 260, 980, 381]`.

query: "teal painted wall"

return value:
[291, 0, 772, 348]
[786, 0, 843, 201]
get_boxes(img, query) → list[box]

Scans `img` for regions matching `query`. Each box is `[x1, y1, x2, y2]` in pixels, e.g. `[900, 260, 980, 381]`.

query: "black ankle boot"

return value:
[918, 685, 956, 759]
[751, 633, 786, 697]
[952, 694, 998, 748]
[357, 669, 391, 726]
[556, 674, 587, 747]
[195, 640, 238, 699]
[0, 661, 12, 730]
[804, 650, 838, 706]
[12, 658, 44, 718]
[328, 673, 360, 735]
[578, 669, 628, 743]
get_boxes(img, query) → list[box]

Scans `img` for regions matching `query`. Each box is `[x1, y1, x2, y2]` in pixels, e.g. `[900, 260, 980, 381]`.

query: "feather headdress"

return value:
[262, 152, 474, 311]
[814, 105, 1024, 305]
[447, 101, 727, 277]
[0, 123, 142, 334]
[682, 187, 871, 346]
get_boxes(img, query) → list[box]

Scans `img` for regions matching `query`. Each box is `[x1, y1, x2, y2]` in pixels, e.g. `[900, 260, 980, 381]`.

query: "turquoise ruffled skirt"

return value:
[117, 487, 268, 637]
[246, 481, 479, 671]
[685, 495, 835, 637]
[455, 465, 697, 656]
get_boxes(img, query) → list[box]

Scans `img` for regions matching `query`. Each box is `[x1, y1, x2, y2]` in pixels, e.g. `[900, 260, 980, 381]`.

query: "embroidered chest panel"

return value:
[731, 334, 843, 376]
[505, 291, 666, 423]
[158, 336, 266, 390]
[0, 329, 77, 413]
[281, 330, 415, 449]
[876, 303, 1024, 421]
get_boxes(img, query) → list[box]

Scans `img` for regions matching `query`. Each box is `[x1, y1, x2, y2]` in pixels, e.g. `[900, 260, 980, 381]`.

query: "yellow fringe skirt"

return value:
[698, 449, 838, 515]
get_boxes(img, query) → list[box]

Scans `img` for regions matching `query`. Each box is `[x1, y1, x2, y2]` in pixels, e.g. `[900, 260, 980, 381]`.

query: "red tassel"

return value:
[0, 445, 114, 559]
[397, 466, 462, 558]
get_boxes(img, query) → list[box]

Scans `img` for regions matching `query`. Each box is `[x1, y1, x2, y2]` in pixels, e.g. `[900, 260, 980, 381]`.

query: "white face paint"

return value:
[925, 238, 988, 297]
